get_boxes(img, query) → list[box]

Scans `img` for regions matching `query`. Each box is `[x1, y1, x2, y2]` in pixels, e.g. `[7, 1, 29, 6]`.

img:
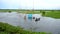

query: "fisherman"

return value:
[24, 11, 32, 21]
[24, 10, 32, 21]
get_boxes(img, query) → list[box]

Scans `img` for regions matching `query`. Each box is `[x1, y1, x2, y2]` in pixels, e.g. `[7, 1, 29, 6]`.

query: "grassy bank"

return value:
[0, 9, 60, 18]
[44, 11, 60, 19]
[0, 22, 52, 34]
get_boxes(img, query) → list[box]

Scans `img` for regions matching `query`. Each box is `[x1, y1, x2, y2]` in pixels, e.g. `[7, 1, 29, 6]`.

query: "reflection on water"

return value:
[0, 12, 60, 34]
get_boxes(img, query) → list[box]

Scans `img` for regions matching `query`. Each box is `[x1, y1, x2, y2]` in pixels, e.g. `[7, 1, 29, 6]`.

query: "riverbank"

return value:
[0, 22, 51, 34]
[44, 11, 60, 19]
[0, 9, 60, 19]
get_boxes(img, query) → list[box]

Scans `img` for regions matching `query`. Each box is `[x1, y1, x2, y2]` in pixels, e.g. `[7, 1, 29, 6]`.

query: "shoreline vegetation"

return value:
[0, 9, 60, 19]
[0, 22, 52, 34]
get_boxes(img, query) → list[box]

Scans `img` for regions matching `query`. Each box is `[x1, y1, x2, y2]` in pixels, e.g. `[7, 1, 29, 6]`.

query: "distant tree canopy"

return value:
[9, 11, 11, 13]
[42, 11, 45, 15]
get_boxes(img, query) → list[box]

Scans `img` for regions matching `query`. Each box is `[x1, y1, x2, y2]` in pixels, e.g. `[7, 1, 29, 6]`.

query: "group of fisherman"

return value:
[23, 11, 45, 22]
[8, 11, 45, 22]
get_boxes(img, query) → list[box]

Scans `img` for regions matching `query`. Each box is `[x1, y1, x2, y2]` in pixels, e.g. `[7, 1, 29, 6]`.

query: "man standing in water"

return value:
[24, 11, 32, 21]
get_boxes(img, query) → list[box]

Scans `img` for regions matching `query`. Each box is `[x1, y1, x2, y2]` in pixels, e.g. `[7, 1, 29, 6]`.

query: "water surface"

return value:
[0, 12, 60, 34]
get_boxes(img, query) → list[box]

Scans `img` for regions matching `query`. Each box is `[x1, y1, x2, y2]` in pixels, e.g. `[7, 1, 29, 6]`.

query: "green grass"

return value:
[0, 22, 52, 34]
[44, 11, 60, 19]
